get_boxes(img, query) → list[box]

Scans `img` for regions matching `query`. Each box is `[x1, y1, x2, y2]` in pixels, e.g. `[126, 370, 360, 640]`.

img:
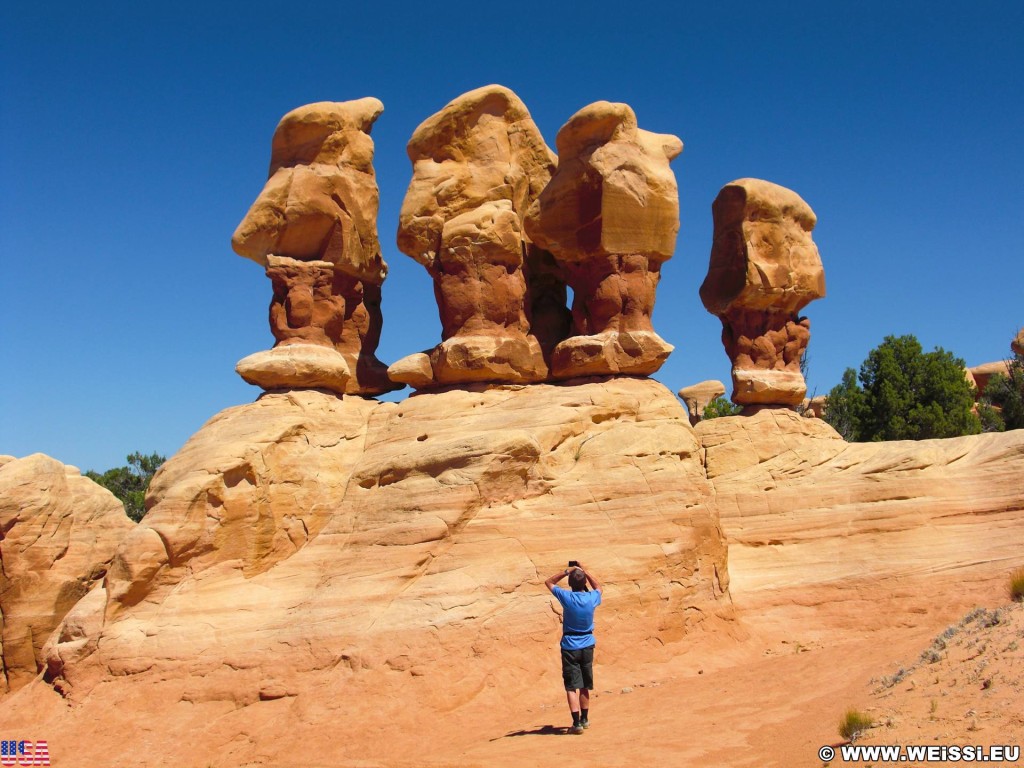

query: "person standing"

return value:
[544, 563, 602, 734]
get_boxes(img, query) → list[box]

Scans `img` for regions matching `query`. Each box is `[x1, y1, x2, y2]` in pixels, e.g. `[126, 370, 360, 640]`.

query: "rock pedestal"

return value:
[525, 102, 682, 378]
[232, 98, 397, 395]
[700, 179, 825, 407]
[392, 85, 566, 388]
[678, 380, 727, 425]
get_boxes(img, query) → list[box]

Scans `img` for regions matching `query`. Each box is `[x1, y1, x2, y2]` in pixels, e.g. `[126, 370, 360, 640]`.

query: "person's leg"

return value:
[565, 689, 581, 715]
[579, 645, 594, 726]
[561, 648, 585, 732]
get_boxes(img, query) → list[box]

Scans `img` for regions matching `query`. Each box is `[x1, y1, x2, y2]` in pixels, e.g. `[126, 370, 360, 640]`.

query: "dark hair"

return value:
[568, 568, 588, 591]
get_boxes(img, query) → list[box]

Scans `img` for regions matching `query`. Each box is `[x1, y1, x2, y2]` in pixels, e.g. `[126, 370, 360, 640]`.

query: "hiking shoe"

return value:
[580, 719, 590, 729]
[569, 724, 585, 735]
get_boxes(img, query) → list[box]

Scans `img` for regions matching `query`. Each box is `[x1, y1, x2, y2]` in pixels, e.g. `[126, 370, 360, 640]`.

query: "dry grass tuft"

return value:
[839, 708, 874, 741]
[1010, 568, 1024, 602]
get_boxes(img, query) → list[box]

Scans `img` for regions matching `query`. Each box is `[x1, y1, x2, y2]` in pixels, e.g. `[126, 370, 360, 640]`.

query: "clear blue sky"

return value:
[2, 1, 1022, 471]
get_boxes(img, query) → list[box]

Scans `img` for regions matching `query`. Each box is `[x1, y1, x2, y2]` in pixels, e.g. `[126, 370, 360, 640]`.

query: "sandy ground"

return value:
[3, 557, 1020, 767]
[301, 563, 1024, 768]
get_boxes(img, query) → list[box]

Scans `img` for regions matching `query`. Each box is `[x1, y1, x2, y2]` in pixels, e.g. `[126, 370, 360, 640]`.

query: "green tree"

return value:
[703, 394, 743, 419]
[824, 367, 865, 441]
[824, 335, 981, 442]
[86, 451, 166, 522]
[981, 347, 1024, 430]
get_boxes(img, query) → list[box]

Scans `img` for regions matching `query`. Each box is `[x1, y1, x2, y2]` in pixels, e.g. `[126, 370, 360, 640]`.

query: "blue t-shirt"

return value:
[552, 587, 602, 650]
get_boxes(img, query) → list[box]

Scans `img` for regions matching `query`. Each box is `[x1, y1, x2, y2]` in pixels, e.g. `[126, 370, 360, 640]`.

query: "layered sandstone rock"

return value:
[233, 98, 397, 395]
[393, 85, 567, 388]
[0, 454, 134, 693]
[525, 102, 682, 378]
[42, 380, 727, 733]
[1013, 328, 1024, 356]
[678, 380, 727, 425]
[700, 179, 825, 407]
[698, 411, 1024, 599]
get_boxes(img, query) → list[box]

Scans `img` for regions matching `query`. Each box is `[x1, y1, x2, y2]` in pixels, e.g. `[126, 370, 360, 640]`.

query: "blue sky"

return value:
[2, 1, 1022, 471]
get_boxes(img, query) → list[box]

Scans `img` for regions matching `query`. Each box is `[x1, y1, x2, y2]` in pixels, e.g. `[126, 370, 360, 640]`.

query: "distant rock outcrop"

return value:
[969, 360, 1011, 396]
[526, 102, 682, 379]
[700, 179, 825, 407]
[0, 454, 134, 693]
[678, 380, 727, 425]
[392, 85, 564, 388]
[232, 99, 398, 395]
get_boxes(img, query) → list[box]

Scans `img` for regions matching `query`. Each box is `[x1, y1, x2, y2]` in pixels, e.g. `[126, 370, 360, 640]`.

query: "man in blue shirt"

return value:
[545, 562, 603, 734]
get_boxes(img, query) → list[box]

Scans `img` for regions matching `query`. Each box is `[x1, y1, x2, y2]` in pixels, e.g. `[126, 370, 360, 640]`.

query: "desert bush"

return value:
[1010, 569, 1024, 602]
[702, 394, 742, 420]
[980, 608, 1004, 628]
[839, 708, 874, 741]
[879, 667, 908, 689]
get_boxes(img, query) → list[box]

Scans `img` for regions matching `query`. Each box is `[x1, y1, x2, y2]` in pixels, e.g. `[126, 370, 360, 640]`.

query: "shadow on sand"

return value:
[494, 725, 573, 740]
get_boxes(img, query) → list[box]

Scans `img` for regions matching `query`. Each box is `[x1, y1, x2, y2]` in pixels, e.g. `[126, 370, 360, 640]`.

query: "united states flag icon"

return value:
[0, 741, 49, 766]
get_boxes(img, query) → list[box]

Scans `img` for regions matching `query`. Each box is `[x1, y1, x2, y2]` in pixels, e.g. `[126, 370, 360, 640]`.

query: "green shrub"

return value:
[839, 708, 874, 741]
[702, 394, 742, 420]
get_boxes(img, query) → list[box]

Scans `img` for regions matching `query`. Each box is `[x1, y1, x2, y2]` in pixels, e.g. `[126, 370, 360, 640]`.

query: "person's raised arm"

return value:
[577, 563, 602, 592]
[544, 568, 572, 594]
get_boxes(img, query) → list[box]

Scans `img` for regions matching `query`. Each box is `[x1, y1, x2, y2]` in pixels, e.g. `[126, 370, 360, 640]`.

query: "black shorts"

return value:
[561, 645, 595, 691]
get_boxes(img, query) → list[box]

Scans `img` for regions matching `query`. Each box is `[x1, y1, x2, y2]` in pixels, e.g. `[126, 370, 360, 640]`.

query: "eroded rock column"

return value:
[525, 102, 682, 378]
[700, 178, 825, 407]
[232, 98, 398, 395]
[391, 85, 567, 389]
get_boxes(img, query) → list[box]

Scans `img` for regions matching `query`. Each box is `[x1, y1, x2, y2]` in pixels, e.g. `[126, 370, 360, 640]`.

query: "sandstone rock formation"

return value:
[801, 394, 827, 419]
[232, 98, 397, 395]
[392, 85, 566, 388]
[1013, 327, 1024, 356]
[700, 179, 825, 407]
[697, 410, 1024, 601]
[678, 380, 727, 426]
[0, 454, 134, 693]
[36, 381, 727, 758]
[525, 102, 682, 378]
[8, 386, 1024, 767]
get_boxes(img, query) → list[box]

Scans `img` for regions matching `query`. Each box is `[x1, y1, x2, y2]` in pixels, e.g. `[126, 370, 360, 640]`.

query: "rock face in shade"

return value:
[393, 85, 567, 388]
[232, 98, 398, 395]
[0, 454, 134, 694]
[677, 380, 727, 425]
[525, 101, 682, 379]
[700, 179, 825, 407]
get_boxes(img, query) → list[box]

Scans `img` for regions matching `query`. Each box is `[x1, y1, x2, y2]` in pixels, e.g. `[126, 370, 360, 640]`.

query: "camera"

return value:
[568, 560, 579, 567]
